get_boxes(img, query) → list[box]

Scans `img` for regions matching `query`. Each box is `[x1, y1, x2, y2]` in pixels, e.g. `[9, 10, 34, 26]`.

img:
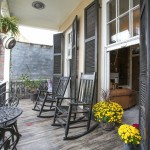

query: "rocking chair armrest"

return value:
[55, 97, 77, 106]
[56, 97, 76, 101]
[70, 103, 91, 106]
[46, 91, 54, 95]
[39, 90, 48, 95]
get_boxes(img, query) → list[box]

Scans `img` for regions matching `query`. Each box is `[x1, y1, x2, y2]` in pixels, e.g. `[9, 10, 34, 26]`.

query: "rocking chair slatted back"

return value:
[55, 77, 70, 97]
[77, 74, 95, 104]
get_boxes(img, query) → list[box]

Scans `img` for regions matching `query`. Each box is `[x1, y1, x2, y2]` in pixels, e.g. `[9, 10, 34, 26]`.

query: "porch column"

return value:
[100, 0, 108, 91]
[3, 48, 11, 91]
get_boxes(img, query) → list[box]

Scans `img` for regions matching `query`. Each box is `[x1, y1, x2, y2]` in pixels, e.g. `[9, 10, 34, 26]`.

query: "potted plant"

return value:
[0, 16, 19, 36]
[92, 90, 124, 131]
[118, 124, 141, 150]
[20, 75, 42, 101]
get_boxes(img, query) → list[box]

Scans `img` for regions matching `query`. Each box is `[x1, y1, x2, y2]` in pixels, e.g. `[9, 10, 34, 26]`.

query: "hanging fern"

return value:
[0, 16, 19, 36]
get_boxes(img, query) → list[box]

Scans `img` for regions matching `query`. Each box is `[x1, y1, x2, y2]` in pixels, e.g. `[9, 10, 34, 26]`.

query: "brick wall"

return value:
[10, 42, 53, 80]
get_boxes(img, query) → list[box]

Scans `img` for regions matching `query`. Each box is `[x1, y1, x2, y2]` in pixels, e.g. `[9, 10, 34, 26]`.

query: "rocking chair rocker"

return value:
[32, 76, 70, 118]
[52, 72, 98, 140]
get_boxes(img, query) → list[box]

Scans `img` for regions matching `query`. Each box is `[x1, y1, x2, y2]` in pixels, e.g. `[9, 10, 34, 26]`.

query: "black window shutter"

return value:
[139, 0, 150, 149]
[84, 0, 98, 74]
[53, 33, 63, 93]
[84, 0, 98, 103]
[70, 15, 78, 99]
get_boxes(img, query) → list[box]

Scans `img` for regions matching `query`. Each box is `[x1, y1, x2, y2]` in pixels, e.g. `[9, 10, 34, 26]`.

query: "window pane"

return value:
[118, 14, 130, 41]
[107, 0, 116, 22]
[133, 8, 140, 36]
[108, 21, 116, 44]
[133, 0, 140, 7]
[119, 0, 129, 15]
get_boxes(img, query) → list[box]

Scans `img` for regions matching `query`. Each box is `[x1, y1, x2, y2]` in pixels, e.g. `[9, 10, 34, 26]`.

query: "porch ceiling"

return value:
[7, 0, 82, 31]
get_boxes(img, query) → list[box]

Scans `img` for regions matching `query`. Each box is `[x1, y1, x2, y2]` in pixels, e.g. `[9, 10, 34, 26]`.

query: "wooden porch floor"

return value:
[16, 99, 138, 150]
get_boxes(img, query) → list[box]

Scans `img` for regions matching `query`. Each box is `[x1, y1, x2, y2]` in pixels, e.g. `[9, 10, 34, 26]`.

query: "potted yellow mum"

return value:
[93, 101, 124, 130]
[118, 124, 141, 150]
[93, 90, 124, 131]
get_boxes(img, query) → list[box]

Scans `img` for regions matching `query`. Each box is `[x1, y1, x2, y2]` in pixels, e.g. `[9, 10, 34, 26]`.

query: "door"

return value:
[53, 33, 63, 92]
[140, 0, 150, 149]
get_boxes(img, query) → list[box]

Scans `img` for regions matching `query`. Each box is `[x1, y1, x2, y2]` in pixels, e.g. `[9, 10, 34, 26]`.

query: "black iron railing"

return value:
[10, 80, 48, 99]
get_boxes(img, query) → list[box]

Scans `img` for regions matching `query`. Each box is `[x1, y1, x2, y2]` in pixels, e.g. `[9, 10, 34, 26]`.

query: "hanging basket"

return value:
[101, 122, 115, 131]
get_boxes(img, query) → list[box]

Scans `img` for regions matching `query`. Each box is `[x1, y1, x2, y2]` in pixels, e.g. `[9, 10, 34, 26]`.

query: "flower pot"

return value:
[123, 143, 139, 150]
[30, 93, 38, 102]
[123, 143, 133, 150]
[1, 27, 8, 34]
[101, 122, 115, 131]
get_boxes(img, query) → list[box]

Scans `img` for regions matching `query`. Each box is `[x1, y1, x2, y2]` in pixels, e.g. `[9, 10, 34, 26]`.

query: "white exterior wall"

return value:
[59, 0, 94, 79]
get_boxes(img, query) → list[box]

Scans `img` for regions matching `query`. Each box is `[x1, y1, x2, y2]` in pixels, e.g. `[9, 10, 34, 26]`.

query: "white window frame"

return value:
[101, 0, 140, 91]
[64, 28, 72, 98]
[106, 0, 140, 45]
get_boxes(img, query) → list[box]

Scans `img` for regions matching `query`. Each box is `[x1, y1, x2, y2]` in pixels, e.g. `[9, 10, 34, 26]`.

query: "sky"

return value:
[18, 26, 58, 46]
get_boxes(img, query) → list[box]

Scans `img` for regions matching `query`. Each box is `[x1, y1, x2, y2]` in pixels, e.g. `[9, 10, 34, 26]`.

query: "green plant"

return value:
[93, 101, 124, 124]
[0, 16, 19, 36]
[118, 124, 141, 144]
[20, 75, 42, 92]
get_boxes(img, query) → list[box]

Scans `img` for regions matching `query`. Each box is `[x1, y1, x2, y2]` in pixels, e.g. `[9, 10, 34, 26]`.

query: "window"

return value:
[107, 0, 140, 44]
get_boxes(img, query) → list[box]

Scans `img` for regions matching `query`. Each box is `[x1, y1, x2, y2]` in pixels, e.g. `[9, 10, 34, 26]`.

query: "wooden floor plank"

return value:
[16, 99, 138, 150]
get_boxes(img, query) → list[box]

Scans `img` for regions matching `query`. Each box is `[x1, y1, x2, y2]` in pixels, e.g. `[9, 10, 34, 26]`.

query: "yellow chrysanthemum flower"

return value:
[93, 101, 124, 124]
[118, 124, 142, 145]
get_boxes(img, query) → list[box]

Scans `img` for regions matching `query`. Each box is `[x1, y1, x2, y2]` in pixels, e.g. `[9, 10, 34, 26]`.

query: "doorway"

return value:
[131, 45, 140, 91]
[109, 44, 140, 91]
[109, 44, 140, 124]
[131, 44, 140, 105]
[132, 56, 139, 91]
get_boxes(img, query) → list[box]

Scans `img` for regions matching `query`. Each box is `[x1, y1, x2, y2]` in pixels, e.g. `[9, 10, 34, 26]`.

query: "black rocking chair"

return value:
[52, 72, 98, 140]
[32, 76, 70, 118]
[0, 127, 20, 150]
